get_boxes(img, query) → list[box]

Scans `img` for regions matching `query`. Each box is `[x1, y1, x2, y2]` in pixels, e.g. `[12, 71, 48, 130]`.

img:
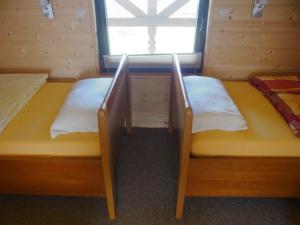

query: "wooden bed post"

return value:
[98, 55, 128, 220]
[172, 54, 193, 218]
[176, 108, 192, 218]
[99, 108, 116, 220]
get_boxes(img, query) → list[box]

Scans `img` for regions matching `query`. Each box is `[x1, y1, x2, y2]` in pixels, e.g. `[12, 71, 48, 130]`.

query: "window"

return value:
[105, 0, 199, 55]
[94, 0, 209, 71]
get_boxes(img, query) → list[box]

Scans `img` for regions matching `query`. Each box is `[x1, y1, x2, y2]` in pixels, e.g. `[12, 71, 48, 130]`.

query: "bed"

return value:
[170, 54, 300, 218]
[0, 55, 130, 220]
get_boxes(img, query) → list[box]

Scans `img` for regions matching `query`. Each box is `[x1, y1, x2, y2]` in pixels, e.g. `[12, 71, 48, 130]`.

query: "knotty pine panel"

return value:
[213, 5, 300, 22]
[130, 74, 171, 128]
[203, 0, 300, 80]
[0, 0, 99, 78]
[214, 0, 300, 6]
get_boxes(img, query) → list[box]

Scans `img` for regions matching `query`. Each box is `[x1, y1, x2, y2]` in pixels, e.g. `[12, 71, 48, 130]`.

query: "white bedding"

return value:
[183, 75, 248, 133]
[0, 74, 48, 133]
[50, 78, 113, 138]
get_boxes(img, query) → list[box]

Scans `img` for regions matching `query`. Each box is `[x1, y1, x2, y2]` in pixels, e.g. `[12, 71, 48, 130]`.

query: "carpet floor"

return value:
[0, 128, 299, 225]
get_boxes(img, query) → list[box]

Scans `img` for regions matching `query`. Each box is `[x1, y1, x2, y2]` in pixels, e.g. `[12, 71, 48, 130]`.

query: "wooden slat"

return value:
[208, 47, 300, 68]
[212, 21, 300, 33]
[210, 32, 300, 49]
[213, 5, 300, 22]
[204, 65, 300, 80]
[130, 74, 171, 128]
[209, 47, 300, 62]
[203, 0, 300, 79]
[0, 0, 99, 78]
[214, 0, 300, 6]
[0, 0, 88, 7]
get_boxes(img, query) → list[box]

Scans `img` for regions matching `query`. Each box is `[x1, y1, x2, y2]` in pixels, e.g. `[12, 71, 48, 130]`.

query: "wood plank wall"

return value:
[132, 0, 300, 127]
[0, 0, 99, 78]
[203, 0, 300, 80]
[1, 0, 300, 127]
[130, 74, 171, 128]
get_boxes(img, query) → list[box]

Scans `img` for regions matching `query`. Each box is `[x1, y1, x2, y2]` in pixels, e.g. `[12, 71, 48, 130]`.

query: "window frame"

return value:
[94, 0, 210, 73]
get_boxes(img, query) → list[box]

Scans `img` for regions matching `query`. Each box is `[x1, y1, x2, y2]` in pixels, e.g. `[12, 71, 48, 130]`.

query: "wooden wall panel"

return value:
[0, 0, 99, 78]
[130, 74, 171, 128]
[203, 0, 300, 80]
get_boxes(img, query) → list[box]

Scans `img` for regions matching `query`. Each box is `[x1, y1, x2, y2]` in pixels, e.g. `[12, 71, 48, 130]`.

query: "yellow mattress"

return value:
[191, 81, 300, 157]
[0, 82, 100, 157]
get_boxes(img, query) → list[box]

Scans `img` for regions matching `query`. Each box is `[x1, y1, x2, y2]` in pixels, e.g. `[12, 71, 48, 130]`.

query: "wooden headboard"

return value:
[98, 55, 129, 219]
[171, 54, 193, 217]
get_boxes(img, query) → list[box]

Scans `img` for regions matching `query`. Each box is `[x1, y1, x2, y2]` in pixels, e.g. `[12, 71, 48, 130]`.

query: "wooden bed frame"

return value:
[0, 55, 130, 220]
[170, 54, 300, 219]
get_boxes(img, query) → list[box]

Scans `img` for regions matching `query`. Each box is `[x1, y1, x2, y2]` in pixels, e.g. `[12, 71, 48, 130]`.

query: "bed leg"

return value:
[102, 158, 117, 220]
[176, 196, 185, 219]
[106, 191, 116, 220]
[176, 138, 190, 219]
[99, 110, 117, 220]
[176, 109, 193, 219]
[102, 149, 117, 220]
[176, 163, 188, 219]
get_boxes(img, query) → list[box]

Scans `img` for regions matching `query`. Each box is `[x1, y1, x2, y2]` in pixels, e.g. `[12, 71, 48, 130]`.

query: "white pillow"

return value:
[50, 78, 113, 138]
[183, 76, 248, 133]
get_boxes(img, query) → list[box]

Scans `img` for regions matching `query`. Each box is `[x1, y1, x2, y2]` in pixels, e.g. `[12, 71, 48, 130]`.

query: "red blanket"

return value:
[250, 75, 300, 137]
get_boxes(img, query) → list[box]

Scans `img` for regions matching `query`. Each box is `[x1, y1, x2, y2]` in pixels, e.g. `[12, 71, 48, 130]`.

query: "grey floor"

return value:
[0, 128, 299, 225]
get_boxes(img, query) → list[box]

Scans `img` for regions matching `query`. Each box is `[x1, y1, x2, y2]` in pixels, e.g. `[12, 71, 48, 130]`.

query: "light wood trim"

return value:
[99, 110, 115, 219]
[87, 0, 100, 74]
[130, 73, 171, 128]
[186, 157, 300, 197]
[203, 0, 215, 74]
[172, 55, 193, 218]
[0, 156, 104, 197]
[47, 78, 77, 82]
[0, 0, 99, 78]
[176, 108, 192, 219]
[172, 55, 191, 109]
[99, 55, 128, 220]
[203, 0, 300, 79]
[47, 75, 114, 82]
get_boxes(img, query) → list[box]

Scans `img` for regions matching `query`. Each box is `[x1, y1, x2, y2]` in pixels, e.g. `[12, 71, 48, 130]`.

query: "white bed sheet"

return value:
[0, 74, 48, 133]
